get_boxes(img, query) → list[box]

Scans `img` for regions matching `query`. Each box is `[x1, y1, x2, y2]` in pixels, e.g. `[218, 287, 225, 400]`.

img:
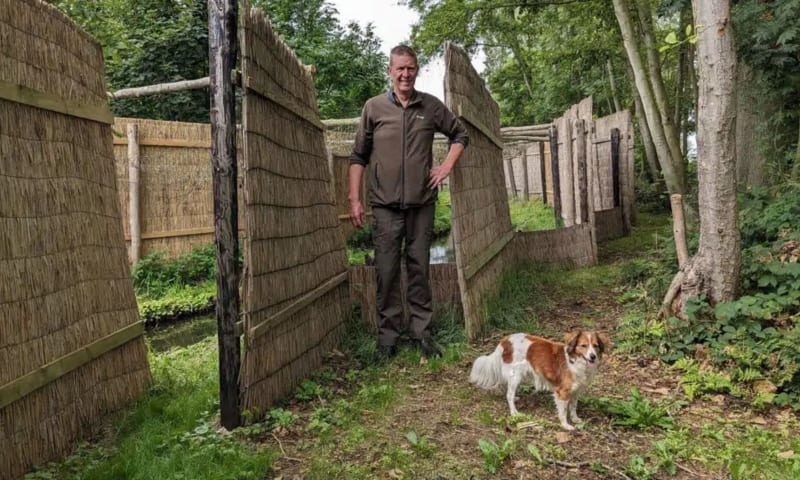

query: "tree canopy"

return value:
[52, 0, 388, 121]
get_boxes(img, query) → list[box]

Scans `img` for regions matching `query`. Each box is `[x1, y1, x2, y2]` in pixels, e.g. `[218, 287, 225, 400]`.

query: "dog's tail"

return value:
[470, 345, 505, 391]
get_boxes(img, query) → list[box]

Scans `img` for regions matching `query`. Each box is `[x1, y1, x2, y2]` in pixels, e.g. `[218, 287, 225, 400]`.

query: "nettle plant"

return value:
[662, 187, 800, 409]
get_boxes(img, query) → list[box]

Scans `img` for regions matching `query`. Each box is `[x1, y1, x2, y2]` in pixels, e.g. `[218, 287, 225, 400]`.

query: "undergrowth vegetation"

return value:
[616, 186, 800, 411]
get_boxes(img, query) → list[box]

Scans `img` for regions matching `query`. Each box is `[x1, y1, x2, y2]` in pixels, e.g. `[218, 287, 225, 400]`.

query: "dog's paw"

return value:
[570, 415, 582, 424]
[561, 423, 576, 431]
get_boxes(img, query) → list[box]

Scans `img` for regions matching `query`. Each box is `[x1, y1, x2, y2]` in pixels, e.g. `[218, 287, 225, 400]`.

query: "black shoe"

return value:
[417, 337, 442, 358]
[377, 344, 398, 360]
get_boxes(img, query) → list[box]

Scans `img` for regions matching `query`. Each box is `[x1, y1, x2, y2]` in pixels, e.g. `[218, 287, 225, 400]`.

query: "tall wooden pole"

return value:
[549, 125, 563, 228]
[506, 157, 518, 199]
[539, 142, 547, 205]
[521, 147, 529, 201]
[127, 124, 141, 264]
[611, 128, 621, 208]
[209, 0, 241, 430]
[575, 119, 589, 224]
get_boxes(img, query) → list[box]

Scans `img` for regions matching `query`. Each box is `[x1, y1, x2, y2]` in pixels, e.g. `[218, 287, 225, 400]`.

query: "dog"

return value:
[469, 330, 609, 430]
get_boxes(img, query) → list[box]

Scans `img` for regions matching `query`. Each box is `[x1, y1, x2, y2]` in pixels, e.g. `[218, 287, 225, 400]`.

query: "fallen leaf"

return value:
[555, 431, 570, 443]
[419, 357, 428, 366]
[515, 421, 540, 431]
[778, 451, 795, 460]
[751, 416, 768, 425]
[753, 379, 777, 394]
[388, 468, 404, 479]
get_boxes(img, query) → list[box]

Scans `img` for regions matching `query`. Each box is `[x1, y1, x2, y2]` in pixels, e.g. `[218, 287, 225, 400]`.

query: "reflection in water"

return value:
[430, 244, 455, 264]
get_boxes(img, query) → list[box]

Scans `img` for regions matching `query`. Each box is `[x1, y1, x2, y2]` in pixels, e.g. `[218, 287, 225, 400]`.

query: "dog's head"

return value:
[564, 330, 611, 368]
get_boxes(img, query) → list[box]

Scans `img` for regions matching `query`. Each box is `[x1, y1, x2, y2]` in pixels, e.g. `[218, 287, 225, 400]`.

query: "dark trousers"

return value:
[372, 204, 435, 347]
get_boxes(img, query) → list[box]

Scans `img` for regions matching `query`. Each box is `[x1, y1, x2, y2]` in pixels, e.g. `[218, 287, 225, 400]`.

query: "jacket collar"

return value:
[387, 89, 422, 107]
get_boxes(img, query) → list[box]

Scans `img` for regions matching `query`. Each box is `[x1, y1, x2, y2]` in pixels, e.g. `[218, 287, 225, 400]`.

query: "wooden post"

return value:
[670, 194, 690, 268]
[521, 147, 529, 201]
[506, 157, 518, 199]
[549, 125, 563, 228]
[575, 119, 589, 224]
[209, 0, 241, 430]
[127, 124, 141, 264]
[611, 128, 621, 208]
[539, 141, 547, 205]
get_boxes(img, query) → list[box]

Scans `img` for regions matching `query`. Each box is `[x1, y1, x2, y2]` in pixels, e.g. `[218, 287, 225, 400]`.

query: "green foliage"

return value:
[137, 281, 216, 326]
[592, 388, 676, 430]
[477, 437, 515, 474]
[252, 0, 388, 119]
[295, 379, 326, 402]
[405, 431, 435, 457]
[508, 197, 555, 231]
[408, 0, 628, 125]
[25, 337, 276, 479]
[132, 243, 222, 298]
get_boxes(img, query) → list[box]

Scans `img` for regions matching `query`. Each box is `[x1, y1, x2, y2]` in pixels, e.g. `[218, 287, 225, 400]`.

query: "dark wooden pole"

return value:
[549, 125, 563, 228]
[521, 147, 529, 201]
[506, 157, 518, 199]
[575, 119, 589, 224]
[539, 141, 547, 205]
[611, 128, 621, 208]
[209, 0, 241, 430]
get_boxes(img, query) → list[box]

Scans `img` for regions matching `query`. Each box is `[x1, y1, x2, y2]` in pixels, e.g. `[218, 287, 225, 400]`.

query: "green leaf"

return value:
[665, 31, 678, 44]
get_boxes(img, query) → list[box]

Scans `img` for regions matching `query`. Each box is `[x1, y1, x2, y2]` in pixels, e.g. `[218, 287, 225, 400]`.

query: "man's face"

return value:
[388, 53, 418, 97]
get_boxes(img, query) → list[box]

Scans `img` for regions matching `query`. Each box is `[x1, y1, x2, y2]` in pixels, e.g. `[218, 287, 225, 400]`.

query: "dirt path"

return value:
[260, 242, 798, 479]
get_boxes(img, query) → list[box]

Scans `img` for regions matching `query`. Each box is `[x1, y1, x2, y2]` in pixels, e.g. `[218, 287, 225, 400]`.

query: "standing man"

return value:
[349, 45, 469, 359]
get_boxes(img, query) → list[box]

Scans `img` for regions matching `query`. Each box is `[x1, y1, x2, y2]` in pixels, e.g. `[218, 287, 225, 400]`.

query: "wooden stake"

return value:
[549, 125, 563, 228]
[506, 157, 518, 199]
[127, 124, 141, 264]
[670, 194, 689, 268]
[611, 128, 621, 208]
[521, 147, 529, 201]
[209, 0, 241, 430]
[575, 119, 589, 224]
[539, 142, 547, 205]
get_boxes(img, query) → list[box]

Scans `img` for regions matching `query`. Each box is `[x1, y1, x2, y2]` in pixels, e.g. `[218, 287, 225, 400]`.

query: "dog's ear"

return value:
[564, 331, 581, 353]
[597, 332, 613, 354]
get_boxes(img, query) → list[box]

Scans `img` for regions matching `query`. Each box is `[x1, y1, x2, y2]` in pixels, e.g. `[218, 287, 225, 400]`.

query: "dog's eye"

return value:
[579, 344, 588, 348]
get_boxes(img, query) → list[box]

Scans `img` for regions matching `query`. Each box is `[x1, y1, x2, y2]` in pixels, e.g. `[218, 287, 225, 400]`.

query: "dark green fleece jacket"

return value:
[350, 90, 469, 208]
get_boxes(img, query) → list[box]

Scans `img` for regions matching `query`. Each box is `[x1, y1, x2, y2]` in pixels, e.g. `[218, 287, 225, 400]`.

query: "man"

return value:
[349, 45, 469, 359]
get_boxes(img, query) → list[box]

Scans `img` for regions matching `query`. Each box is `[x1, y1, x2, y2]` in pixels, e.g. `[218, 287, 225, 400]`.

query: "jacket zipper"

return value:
[401, 105, 406, 208]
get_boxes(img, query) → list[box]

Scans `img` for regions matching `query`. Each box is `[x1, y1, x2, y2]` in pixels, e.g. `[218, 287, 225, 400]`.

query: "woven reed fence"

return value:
[503, 143, 548, 201]
[239, 8, 350, 413]
[0, 1, 150, 477]
[444, 44, 514, 340]
[593, 110, 635, 235]
[113, 117, 245, 260]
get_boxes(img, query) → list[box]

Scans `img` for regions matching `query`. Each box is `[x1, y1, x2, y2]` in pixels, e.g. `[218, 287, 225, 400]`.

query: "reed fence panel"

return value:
[239, 8, 349, 413]
[444, 44, 514, 340]
[0, 2, 149, 477]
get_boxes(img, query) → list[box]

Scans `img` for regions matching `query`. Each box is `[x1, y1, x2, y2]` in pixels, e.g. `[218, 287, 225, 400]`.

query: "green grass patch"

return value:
[137, 280, 216, 326]
[25, 337, 276, 480]
[509, 197, 555, 231]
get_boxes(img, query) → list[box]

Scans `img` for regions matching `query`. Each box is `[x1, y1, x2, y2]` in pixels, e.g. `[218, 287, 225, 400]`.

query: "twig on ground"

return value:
[271, 432, 302, 462]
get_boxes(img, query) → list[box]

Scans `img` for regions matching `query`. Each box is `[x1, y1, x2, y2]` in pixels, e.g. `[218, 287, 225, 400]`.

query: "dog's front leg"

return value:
[568, 396, 582, 424]
[554, 392, 574, 430]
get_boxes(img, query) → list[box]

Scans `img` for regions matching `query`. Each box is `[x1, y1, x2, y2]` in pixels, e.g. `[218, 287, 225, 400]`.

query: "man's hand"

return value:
[349, 199, 366, 228]
[428, 163, 453, 189]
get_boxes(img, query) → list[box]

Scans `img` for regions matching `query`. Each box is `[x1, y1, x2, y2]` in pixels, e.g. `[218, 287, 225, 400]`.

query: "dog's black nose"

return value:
[589, 353, 597, 361]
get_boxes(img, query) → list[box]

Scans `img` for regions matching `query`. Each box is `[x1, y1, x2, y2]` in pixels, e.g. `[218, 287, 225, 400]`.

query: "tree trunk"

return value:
[631, 76, 661, 183]
[634, 0, 686, 183]
[606, 59, 622, 112]
[613, 0, 686, 194]
[665, 0, 740, 315]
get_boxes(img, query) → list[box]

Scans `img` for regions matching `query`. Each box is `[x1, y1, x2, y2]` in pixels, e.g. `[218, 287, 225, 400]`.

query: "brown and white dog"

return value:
[469, 331, 609, 430]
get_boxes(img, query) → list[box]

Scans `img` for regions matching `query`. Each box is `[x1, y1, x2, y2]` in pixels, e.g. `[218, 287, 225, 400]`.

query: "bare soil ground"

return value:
[257, 246, 798, 480]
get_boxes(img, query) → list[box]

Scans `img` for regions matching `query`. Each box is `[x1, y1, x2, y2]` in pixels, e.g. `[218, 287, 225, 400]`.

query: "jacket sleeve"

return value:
[435, 99, 469, 149]
[350, 102, 373, 166]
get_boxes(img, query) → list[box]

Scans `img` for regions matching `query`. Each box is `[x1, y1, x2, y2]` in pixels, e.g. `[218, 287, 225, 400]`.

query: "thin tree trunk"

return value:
[127, 124, 141, 264]
[736, 61, 768, 188]
[606, 59, 621, 112]
[635, 0, 686, 180]
[613, 0, 685, 194]
[666, 0, 740, 313]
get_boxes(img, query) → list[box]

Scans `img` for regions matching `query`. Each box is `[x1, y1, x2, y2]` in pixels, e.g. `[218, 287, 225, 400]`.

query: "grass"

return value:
[25, 337, 277, 480]
[33, 210, 800, 479]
